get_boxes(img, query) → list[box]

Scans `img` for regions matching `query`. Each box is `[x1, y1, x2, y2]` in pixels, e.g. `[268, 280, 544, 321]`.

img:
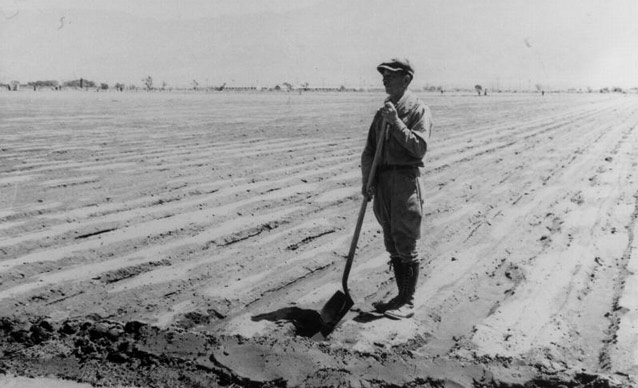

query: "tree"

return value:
[63, 79, 95, 88]
[422, 85, 442, 92]
[474, 84, 483, 96]
[300, 82, 309, 91]
[192, 80, 199, 91]
[143, 76, 153, 91]
[29, 80, 59, 89]
[282, 82, 293, 91]
[114, 83, 125, 91]
[27, 80, 60, 90]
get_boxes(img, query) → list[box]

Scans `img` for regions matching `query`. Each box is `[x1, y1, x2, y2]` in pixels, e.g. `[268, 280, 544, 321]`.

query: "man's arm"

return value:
[387, 104, 432, 159]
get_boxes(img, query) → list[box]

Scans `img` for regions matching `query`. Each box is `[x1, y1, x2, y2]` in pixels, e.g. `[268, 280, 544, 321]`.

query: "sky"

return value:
[0, 0, 322, 20]
[1, 0, 637, 90]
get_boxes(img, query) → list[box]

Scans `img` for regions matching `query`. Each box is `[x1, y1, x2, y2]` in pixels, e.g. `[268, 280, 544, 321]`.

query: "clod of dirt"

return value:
[0, 314, 633, 388]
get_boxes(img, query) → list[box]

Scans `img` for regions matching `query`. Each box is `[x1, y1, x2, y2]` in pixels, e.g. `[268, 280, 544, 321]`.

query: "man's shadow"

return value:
[251, 307, 385, 338]
[251, 307, 324, 338]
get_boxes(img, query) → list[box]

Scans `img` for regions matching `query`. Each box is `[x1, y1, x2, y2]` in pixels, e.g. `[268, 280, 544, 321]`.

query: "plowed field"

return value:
[1, 91, 637, 387]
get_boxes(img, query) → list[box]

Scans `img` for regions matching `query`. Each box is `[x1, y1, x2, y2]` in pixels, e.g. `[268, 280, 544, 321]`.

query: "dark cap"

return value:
[377, 58, 414, 79]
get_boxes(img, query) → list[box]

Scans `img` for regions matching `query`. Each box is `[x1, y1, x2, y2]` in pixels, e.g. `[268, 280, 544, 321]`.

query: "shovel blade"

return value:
[318, 290, 354, 337]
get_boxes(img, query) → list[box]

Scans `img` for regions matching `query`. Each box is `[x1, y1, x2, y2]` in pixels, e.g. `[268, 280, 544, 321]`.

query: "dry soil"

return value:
[1, 91, 637, 387]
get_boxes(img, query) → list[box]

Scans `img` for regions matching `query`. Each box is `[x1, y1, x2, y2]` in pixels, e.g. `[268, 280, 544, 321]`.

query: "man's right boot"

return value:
[373, 258, 404, 313]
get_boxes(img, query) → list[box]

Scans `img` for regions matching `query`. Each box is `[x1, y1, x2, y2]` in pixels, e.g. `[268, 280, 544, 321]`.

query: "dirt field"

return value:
[1, 90, 637, 387]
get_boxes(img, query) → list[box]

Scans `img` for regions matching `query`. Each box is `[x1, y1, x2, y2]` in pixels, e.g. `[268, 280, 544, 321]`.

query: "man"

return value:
[361, 58, 433, 319]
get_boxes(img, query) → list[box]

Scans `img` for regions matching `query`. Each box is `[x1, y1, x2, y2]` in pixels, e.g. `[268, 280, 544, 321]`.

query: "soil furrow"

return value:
[1, 92, 636, 388]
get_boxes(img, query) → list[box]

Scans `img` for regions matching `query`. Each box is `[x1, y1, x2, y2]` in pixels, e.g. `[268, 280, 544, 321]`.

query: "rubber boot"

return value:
[384, 262, 419, 320]
[373, 258, 404, 313]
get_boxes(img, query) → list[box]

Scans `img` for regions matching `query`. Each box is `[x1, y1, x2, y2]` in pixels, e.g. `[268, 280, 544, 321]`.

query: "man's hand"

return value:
[362, 185, 375, 202]
[379, 101, 400, 126]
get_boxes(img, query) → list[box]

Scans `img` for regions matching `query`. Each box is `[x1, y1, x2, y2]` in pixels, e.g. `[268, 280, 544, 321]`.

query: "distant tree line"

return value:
[63, 79, 96, 88]
[2, 77, 635, 94]
[28, 80, 60, 89]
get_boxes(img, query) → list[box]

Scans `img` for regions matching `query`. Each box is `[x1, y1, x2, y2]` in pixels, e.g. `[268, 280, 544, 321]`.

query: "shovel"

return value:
[318, 119, 389, 337]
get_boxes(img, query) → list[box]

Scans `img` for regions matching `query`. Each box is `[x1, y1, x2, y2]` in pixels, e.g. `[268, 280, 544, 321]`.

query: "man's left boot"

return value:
[384, 262, 419, 320]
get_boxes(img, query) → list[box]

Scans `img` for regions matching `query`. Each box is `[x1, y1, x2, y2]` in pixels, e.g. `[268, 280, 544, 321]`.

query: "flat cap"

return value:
[377, 58, 414, 78]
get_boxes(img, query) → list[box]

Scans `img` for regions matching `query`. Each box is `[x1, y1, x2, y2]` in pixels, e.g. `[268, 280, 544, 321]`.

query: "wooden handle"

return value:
[341, 120, 389, 298]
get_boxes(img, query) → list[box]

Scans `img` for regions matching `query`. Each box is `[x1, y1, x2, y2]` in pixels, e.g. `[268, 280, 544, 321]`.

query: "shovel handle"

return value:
[342, 120, 389, 298]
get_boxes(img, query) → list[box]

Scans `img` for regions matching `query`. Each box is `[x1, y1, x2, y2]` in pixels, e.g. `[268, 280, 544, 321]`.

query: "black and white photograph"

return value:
[1, 0, 637, 387]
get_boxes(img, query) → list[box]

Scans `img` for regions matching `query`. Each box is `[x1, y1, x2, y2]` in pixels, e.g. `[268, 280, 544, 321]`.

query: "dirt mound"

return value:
[0, 315, 630, 388]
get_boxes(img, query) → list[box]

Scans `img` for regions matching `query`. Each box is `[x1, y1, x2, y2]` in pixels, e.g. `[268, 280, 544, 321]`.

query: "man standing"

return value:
[361, 58, 433, 319]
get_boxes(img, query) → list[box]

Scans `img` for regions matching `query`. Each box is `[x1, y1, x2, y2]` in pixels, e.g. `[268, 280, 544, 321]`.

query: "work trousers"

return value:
[372, 168, 424, 264]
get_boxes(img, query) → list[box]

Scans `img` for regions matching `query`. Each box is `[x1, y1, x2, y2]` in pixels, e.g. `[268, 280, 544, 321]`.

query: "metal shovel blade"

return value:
[318, 290, 354, 336]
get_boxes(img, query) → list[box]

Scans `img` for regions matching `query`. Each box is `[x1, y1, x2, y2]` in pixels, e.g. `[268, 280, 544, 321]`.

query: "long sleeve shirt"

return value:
[361, 90, 433, 189]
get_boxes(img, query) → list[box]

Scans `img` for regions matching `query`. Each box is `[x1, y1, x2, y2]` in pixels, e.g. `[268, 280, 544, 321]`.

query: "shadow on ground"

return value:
[251, 306, 388, 339]
[352, 311, 386, 323]
[251, 307, 324, 337]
